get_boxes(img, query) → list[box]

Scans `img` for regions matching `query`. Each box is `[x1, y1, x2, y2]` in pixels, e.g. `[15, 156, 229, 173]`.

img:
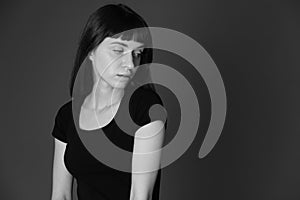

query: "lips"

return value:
[117, 74, 131, 78]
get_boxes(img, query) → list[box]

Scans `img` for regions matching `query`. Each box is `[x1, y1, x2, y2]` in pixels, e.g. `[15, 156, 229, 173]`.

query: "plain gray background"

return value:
[1, 0, 300, 199]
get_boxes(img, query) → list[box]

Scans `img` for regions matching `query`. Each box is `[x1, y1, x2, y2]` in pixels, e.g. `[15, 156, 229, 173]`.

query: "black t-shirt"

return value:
[51, 86, 166, 200]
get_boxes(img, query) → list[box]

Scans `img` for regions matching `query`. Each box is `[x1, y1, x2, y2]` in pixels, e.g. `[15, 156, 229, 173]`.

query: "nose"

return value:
[122, 51, 134, 70]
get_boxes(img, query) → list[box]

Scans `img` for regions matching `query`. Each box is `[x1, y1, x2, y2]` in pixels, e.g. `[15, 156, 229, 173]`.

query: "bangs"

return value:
[70, 4, 154, 97]
[110, 28, 151, 46]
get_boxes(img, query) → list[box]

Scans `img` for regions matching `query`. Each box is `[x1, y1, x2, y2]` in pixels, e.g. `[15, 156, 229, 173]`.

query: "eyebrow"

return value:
[110, 41, 144, 49]
[110, 41, 128, 47]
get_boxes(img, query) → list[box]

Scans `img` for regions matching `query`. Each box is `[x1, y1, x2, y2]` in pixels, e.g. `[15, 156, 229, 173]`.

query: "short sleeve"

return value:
[51, 105, 68, 143]
[132, 87, 167, 127]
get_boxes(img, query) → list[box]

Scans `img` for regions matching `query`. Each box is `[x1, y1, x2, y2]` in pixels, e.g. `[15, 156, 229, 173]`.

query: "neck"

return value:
[89, 78, 124, 111]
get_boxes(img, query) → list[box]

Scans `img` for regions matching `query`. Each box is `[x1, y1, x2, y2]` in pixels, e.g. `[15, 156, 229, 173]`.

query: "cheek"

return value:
[132, 68, 138, 75]
[132, 66, 140, 74]
[129, 69, 138, 79]
[94, 55, 113, 74]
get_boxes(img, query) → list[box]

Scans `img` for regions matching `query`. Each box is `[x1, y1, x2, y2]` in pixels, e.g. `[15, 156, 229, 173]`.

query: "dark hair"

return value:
[69, 4, 154, 98]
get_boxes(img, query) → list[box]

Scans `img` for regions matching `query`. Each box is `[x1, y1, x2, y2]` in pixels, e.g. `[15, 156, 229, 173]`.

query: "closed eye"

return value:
[112, 48, 124, 54]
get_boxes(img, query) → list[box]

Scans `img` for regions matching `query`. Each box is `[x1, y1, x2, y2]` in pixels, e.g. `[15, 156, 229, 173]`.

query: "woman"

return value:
[50, 3, 166, 200]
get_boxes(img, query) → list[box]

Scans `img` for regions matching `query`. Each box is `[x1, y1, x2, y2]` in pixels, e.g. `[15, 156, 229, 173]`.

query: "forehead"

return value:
[101, 37, 144, 49]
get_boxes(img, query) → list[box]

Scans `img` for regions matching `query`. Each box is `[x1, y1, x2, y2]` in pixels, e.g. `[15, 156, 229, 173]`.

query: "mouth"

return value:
[117, 74, 131, 78]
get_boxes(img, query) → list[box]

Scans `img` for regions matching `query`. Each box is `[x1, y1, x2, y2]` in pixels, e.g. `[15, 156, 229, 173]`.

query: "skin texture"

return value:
[51, 139, 73, 200]
[86, 37, 144, 112]
[130, 120, 165, 200]
[51, 37, 165, 200]
[80, 36, 146, 129]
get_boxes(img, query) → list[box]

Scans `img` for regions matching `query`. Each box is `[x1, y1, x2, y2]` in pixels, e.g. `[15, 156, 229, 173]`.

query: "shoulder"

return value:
[55, 99, 73, 122]
[52, 99, 73, 143]
[129, 85, 166, 127]
[130, 85, 163, 106]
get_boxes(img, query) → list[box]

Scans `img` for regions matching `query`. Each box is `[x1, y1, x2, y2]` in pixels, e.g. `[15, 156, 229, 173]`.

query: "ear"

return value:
[89, 51, 94, 61]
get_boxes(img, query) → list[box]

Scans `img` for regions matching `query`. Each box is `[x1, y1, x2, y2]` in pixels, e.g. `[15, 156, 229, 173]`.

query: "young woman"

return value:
[50, 4, 166, 200]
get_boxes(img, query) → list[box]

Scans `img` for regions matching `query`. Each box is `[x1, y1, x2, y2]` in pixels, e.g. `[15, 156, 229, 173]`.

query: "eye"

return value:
[112, 47, 124, 54]
[132, 50, 143, 58]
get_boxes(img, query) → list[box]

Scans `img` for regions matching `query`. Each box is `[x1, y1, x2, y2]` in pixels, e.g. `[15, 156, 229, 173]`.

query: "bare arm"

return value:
[130, 120, 165, 200]
[51, 139, 74, 200]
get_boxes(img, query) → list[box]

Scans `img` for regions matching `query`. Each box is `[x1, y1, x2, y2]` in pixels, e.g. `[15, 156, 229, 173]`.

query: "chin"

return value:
[112, 81, 129, 89]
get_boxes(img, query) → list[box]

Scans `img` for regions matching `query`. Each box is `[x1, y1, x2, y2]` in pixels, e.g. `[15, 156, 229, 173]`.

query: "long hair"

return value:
[69, 4, 155, 98]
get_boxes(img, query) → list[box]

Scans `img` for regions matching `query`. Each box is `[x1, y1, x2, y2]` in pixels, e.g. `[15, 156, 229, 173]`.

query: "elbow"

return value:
[51, 197, 71, 200]
[51, 193, 72, 200]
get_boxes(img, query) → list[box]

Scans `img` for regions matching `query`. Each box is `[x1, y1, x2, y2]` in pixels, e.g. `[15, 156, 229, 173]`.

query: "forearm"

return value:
[130, 189, 152, 200]
[130, 170, 158, 200]
[130, 121, 164, 200]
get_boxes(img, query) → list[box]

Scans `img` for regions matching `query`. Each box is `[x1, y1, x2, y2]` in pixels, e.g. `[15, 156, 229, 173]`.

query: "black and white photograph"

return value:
[1, 0, 299, 200]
